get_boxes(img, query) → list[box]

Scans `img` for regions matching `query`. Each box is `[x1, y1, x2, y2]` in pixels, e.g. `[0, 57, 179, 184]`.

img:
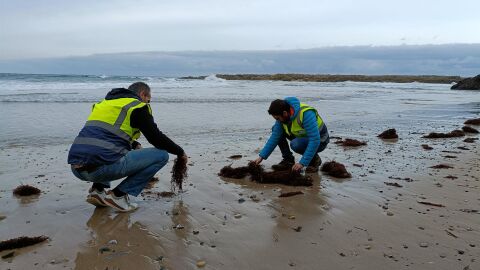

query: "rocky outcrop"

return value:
[451, 75, 480, 90]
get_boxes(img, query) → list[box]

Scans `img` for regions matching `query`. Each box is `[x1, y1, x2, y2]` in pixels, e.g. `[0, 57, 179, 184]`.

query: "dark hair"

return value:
[128, 82, 150, 95]
[268, 99, 289, 115]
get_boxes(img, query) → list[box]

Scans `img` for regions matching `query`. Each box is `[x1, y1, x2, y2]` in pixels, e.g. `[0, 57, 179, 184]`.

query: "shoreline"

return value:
[180, 74, 463, 84]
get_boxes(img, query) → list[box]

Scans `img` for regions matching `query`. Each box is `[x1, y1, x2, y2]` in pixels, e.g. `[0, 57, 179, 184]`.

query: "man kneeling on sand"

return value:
[253, 97, 329, 173]
[68, 82, 187, 212]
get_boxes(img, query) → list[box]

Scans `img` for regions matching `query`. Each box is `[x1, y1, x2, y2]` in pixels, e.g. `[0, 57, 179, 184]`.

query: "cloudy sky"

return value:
[1, 0, 478, 60]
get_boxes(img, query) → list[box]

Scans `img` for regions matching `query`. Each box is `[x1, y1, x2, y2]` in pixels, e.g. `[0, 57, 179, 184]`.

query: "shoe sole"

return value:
[103, 198, 138, 212]
[86, 195, 108, 207]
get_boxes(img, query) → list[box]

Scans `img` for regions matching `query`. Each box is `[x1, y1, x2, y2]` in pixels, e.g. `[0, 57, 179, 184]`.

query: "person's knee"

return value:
[290, 139, 304, 154]
[154, 150, 169, 166]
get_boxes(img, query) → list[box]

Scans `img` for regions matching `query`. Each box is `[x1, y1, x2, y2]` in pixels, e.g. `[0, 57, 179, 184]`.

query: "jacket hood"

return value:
[105, 88, 141, 100]
[284, 96, 301, 120]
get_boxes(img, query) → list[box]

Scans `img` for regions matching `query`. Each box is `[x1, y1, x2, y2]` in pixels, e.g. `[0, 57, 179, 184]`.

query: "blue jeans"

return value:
[278, 133, 330, 160]
[71, 148, 169, 196]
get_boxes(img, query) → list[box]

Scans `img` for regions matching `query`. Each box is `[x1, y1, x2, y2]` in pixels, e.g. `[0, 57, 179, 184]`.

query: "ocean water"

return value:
[0, 73, 479, 150]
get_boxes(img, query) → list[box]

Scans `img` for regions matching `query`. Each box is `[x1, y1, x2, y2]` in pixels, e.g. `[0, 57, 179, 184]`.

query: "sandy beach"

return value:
[0, 77, 479, 270]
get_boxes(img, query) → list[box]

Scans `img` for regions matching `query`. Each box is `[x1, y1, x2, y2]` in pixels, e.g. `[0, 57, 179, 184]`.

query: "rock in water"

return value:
[451, 74, 480, 90]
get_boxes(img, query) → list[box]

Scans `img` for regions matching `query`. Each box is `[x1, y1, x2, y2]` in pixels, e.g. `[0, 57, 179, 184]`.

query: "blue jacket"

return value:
[259, 97, 327, 166]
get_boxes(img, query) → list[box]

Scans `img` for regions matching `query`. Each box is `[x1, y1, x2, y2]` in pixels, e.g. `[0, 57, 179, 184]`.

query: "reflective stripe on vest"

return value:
[282, 103, 324, 138]
[72, 137, 129, 155]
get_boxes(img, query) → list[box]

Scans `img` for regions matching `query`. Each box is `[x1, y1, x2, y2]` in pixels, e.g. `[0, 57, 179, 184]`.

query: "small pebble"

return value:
[419, 242, 429, 248]
[238, 198, 245, 203]
[99, 247, 111, 253]
[196, 260, 206, 268]
[386, 211, 394, 216]
[108, 240, 118, 245]
[234, 214, 242, 219]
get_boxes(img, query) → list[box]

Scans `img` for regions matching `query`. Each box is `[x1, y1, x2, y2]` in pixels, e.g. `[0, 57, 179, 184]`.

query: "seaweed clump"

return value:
[259, 170, 313, 186]
[321, 161, 351, 178]
[0, 236, 49, 252]
[378, 129, 398, 139]
[423, 130, 465, 138]
[462, 126, 479, 133]
[218, 165, 251, 179]
[464, 118, 480, 125]
[171, 157, 188, 191]
[247, 162, 265, 182]
[334, 138, 367, 147]
[13, 185, 41, 196]
[218, 162, 312, 186]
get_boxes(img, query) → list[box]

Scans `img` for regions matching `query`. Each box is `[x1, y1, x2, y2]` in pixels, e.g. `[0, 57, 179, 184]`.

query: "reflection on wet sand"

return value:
[74, 208, 168, 270]
[269, 173, 327, 231]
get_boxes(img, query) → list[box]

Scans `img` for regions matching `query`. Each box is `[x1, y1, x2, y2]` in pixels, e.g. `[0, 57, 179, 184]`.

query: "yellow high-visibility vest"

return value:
[86, 98, 151, 142]
[282, 103, 324, 138]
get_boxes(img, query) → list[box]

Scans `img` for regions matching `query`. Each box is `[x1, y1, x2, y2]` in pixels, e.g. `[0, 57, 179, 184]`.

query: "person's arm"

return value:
[258, 121, 283, 160]
[130, 106, 185, 156]
[298, 110, 321, 166]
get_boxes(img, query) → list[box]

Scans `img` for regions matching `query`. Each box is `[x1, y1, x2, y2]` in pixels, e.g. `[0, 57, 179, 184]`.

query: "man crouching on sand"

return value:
[253, 97, 329, 173]
[68, 82, 187, 212]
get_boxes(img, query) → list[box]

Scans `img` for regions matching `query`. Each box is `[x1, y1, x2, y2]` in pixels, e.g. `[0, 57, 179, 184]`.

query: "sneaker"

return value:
[103, 191, 138, 212]
[306, 155, 322, 173]
[86, 188, 108, 207]
[271, 158, 295, 171]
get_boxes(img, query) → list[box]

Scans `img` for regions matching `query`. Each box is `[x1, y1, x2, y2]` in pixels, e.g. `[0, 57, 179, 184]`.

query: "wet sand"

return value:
[1, 121, 479, 270]
[1, 79, 480, 270]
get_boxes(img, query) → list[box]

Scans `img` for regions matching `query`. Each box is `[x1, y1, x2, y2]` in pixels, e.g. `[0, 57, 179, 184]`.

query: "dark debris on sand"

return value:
[421, 144, 433, 150]
[464, 118, 480, 125]
[430, 164, 453, 169]
[334, 138, 367, 147]
[464, 138, 478, 143]
[228, 155, 243, 159]
[13, 185, 41, 196]
[0, 236, 49, 252]
[260, 170, 313, 186]
[279, 191, 304, 197]
[384, 182, 403, 188]
[171, 157, 188, 191]
[218, 162, 312, 186]
[145, 176, 160, 189]
[423, 130, 465, 138]
[321, 161, 351, 178]
[462, 126, 479, 133]
[378, 129, 398, 139]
